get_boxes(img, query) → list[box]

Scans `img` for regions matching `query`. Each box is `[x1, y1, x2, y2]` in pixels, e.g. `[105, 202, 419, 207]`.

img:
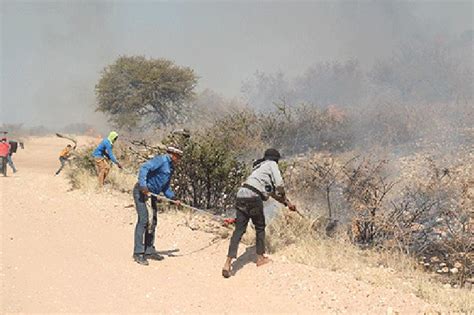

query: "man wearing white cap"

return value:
[132, 146, 183, 265]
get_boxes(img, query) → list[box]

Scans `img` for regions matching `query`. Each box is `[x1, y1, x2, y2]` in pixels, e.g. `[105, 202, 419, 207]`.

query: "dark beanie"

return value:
[264, 148, 281, 161]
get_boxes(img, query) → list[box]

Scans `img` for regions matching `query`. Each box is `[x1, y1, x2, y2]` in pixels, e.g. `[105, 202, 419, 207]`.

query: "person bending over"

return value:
[132, 146, 183, 266]
[222, 148, 296, 278]
[91, 131, 122, 187]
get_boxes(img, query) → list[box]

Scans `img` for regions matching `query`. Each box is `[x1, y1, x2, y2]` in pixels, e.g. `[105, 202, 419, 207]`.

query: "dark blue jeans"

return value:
[7, 155, 16, 173]
[133, 183, 159, 255]
[55, 157, 69, 175]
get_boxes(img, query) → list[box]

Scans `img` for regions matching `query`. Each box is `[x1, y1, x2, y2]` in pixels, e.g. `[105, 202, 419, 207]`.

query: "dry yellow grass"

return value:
[66, 166, 137, 193]
[258, 211, 474, 313]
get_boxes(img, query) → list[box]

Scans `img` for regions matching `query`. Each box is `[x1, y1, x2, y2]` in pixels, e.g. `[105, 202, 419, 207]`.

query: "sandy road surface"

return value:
[1, 137, 434, 313]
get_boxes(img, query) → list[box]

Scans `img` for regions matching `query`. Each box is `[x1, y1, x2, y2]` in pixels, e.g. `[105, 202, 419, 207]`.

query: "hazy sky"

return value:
[1, 1, 472, 128]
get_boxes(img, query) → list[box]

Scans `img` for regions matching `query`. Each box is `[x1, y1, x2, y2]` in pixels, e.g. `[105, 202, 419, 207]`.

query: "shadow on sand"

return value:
[231, 246, 257, 276]
[158, 248, 181, 257]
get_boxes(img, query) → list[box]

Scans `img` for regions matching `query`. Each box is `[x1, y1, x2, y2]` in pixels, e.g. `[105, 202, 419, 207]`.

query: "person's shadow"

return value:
[157, 249, 180, 257]
[231, 246, 257, 276]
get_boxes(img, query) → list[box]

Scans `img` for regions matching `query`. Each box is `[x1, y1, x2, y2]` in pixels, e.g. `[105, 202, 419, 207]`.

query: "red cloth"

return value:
[223, 218, 236, 226]
[0, 142, 10, 157]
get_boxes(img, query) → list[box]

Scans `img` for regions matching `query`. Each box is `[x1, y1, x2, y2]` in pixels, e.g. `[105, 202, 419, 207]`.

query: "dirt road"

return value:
[1, 137, 434, 313]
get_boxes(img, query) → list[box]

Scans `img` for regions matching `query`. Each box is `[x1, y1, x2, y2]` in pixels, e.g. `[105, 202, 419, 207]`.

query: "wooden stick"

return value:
[149, 192, 221, 221]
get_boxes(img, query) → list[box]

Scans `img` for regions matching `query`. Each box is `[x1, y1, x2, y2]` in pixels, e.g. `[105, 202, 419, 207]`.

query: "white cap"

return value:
[166, 146, 183, 156]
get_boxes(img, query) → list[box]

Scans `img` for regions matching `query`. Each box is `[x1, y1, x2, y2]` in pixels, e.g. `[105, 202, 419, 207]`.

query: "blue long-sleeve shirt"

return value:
[138, 154, 175, 199]
[92, 138, 119, 164]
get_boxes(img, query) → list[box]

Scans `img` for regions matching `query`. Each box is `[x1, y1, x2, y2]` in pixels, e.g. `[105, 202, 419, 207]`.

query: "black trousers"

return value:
[227, 196, 266, 258]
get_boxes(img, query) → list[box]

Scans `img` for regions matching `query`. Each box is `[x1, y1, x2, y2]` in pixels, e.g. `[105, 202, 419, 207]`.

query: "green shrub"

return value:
[172, 133, 248, 211]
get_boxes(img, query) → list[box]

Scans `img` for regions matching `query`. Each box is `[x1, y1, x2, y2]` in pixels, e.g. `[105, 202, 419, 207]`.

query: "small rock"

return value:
[450, 268, 459, 274]
[443, 283, 451, 289]
[454, 262, 462, 269]
[439, 263, 447, 267]
[441, 267, 449, 273]
[430, 256, 440, 263]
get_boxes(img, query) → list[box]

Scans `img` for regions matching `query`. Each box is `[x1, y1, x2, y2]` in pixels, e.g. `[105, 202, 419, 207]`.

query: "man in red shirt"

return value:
[0, 138, 11, 176]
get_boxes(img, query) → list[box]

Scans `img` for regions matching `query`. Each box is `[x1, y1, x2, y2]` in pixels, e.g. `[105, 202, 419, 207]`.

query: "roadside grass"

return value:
[66, 165, 136, 193]
[262, 211, 474, 313]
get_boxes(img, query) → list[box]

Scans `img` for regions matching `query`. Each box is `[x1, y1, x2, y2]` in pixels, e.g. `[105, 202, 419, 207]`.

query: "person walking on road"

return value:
[133, 146, 183, 266]
[55, 143, 76, 175]
[92, 131, 122, 187]
[0, 138, 11, 176]
[7, 140, 19, 173]
[222, 148, 297, 278]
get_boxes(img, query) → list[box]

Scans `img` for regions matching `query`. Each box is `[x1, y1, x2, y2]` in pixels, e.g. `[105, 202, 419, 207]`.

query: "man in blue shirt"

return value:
[133, 146, 183, 265]
[92, 131, 122, 187]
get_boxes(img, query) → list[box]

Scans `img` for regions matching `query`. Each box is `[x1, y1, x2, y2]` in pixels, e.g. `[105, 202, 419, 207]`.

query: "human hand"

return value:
[117, 163, 123, 169]
[288, 203, 297, 212]
[139, 186, 150, 196]
[173, 200, 181, 207]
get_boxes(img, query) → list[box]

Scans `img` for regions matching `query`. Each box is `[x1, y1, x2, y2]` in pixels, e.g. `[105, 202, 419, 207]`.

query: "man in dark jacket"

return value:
[133, 146, 183, 265]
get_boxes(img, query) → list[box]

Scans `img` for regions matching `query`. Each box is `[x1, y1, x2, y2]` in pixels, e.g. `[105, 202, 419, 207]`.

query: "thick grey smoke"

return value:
[1, 1, 116, 130]
[0, 1, 472, 130]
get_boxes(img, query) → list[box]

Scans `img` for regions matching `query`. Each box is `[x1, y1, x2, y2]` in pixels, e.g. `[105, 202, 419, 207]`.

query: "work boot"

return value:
[145, 253, 164, 261]
[133, 254, 149, 266]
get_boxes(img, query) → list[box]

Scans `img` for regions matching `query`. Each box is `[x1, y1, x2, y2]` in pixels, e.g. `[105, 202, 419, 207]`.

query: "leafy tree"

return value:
[95, 56, 198, 129]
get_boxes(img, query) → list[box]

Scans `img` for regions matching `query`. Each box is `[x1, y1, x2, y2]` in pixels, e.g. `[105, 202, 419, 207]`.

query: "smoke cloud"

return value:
[1, 1, 472, 130]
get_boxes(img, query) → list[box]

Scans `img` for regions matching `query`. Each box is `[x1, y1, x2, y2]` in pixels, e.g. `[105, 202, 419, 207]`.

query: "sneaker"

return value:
[145, 253, 164, 261]
[133, 254, 149, 266]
